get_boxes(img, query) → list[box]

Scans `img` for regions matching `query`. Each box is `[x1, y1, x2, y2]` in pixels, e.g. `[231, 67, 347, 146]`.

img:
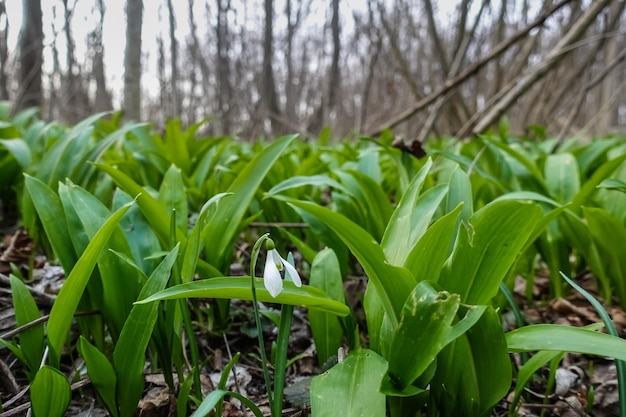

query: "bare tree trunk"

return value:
[368, 0, 573, 136]
[284, 0, 308, 122]
[262, 0, 281, 134]
[216, 0, 233, 132]
[92, 0, 112, 112]
[61, 0, 83, 123]
[327, 0, 341, 116]
[157, 33, 166, 126]
[0, 1, 9, 100]
[597, 0, 622, 133]
[359, 0, 382, 131]
[187, 0, 211, 122]
[423, 0, 449, 76]
[17, 0, 43, 111]
[167, 0, 180, 118]
[466, 0, 614, 136]
[124, 0, 143, 121]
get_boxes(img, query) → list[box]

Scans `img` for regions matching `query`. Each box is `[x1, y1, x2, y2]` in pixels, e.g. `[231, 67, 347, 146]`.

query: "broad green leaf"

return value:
[137, 277, 350, 316]
[510, 323, 604, 412]
[597, 177, 626, 193]
[570, 152, 626, 210]
[335, 169, 392, 240]
[164, 119, 192, 173]
[494, 190, 562, 207]
[507, 324, 626, 361]
[113, 189, 161, 275]
[384, 281, 485, 394]
[382, 158, 442, 266]
[204, 134, 297, 271]
[439, 200, 542, 305]
[276, 197, 415, 326]
[431, 307, 511, 416]
[78, 336, 119, 417]
[95, 162, 186, 246]
[78, 121, 148, 183]
[193, 389, 263, 417]
[0, 138, 31, 169]
[24, 175, 77, 272]
[309, 248, 346, 364]
[404, 205, 461, 282]
[9, 275, 44, 377]
[180, 192, 230, 283]
[311, 349, 387, 417]
[60, 181, 141, 337]
[267, 174, 349, 196]
[583, 207, 626, 307]
[159, 165, 188, 232]
[47, 200, 134, 367]
[481, 134, 548, 193]
[434, 150, 506, 193]
[446, 165, 473, 222]
[30, 366, 71, 417]
[113, 244, 179, 417]
[544, 153, 580, 203]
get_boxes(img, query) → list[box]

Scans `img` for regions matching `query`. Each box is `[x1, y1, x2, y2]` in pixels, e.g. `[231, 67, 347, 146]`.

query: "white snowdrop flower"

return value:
[263, 240, 302, 297]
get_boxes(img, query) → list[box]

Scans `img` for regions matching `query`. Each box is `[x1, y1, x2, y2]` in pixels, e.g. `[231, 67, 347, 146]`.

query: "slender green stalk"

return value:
[561, 271, 626, 417]
[499, 282, 528, 365]
[272, 304, 294, 416]
[169, 209, 202, 397]
[249, 233, 274, 407]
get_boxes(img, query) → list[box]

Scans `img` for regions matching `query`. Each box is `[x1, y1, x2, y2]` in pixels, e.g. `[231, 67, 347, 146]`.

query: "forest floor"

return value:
[0, 227, 623, 417]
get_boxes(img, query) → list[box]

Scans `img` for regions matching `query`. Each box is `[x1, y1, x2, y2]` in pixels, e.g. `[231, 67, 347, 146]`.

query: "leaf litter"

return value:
[0, 228, 624, 416]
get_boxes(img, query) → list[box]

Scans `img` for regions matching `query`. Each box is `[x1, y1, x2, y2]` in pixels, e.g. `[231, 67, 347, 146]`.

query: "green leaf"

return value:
[309, 248, 346, 364]
[404, 205, 461, 282]
[267, 174, 349, 196]
[159, 165, 188, 232]
[384, 281, 485, 394]
[276, 197, 415, 326]
[311, 349, 388, 417]
[180, 193, 230, 283]
[46, 200, 134, 367]
[570, 152, 626, 211]
[78, 336, 119, 417]
[382, 160, 449, 266]
[113, 244, 180, 417]
[163, 119, 192, 173]
[30, 366, 71, 417]
[95, 163, 186, 246]
[544, 153, 580, 203]
[24, 175, 77, 272]
[446, 165, 474, 222]
[205, 134, 297, 271]
[192, 389, 264, 417]
[336, 169, 393, 240]
[0, 138, 31, 169]
[582, 207, 626, 308]
[431, 307, 512, 416]
[597, 178, 626, 193]
[507, 324, 626, 360]
[136, 277, 350, 316]
[439, 200, 542, 304]
[481, 134, 548, 193]
[9, 275, 44, 377]
[60, 180, 141, 337]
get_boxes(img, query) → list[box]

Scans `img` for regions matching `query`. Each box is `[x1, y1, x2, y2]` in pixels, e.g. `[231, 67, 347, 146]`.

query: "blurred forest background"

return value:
[2, 0, 625, 142]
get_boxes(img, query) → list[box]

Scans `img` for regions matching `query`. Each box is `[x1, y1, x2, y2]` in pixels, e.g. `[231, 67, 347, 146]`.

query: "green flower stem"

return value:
[249, 233, 274, 407]
[272, 303, 294, 417]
